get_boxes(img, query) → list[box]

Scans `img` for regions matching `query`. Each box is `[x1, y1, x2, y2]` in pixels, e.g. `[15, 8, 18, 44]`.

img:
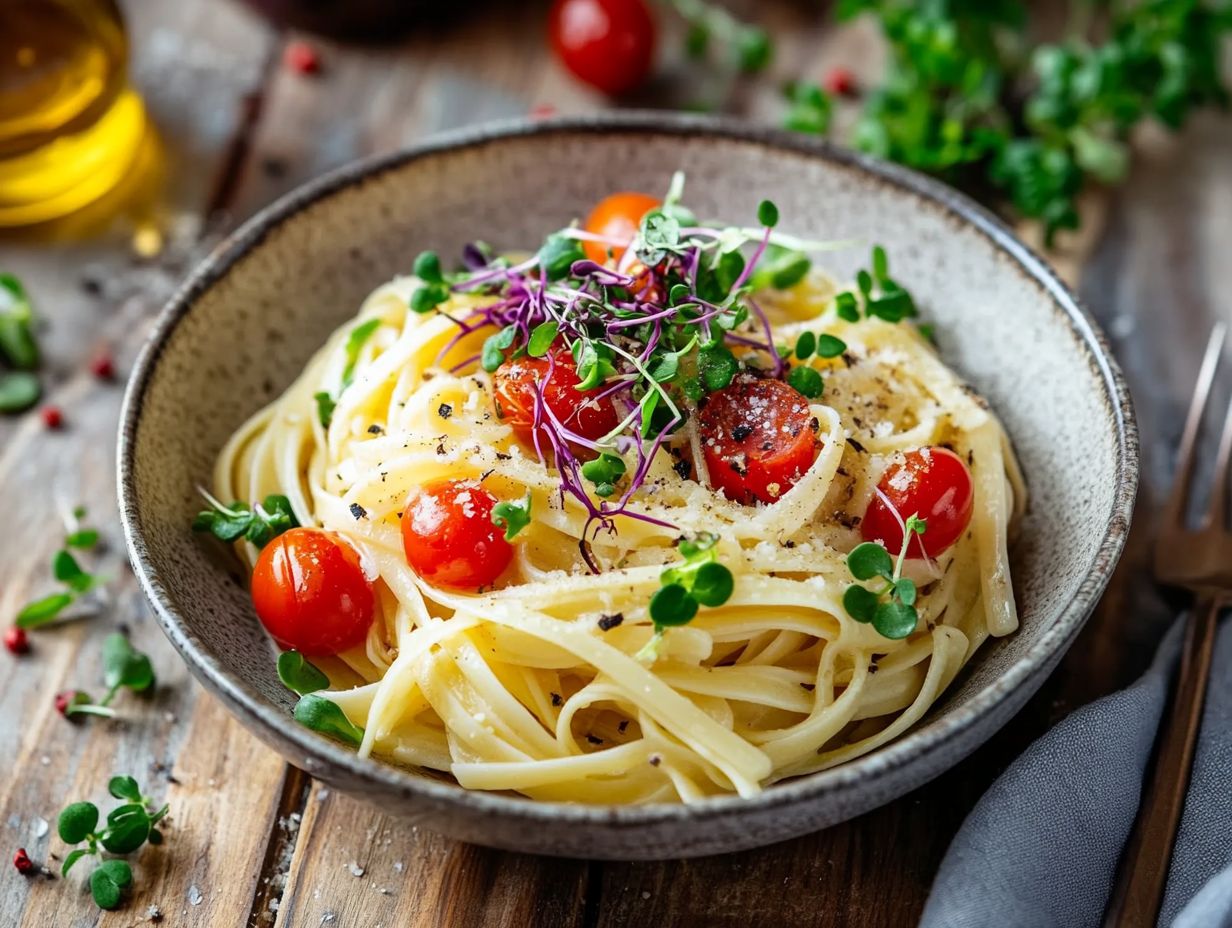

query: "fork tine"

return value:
[1162, 323, 1227, 529]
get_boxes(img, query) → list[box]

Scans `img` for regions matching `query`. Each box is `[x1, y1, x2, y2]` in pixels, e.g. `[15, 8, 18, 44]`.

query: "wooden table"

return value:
[2, 2, 1227, 925]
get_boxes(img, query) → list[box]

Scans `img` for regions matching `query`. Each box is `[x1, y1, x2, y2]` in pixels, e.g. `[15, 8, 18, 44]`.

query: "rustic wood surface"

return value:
[1, 1, 1227, 925]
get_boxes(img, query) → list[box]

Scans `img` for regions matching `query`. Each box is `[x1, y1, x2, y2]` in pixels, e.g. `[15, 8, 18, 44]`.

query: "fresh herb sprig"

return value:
[794, 0, 1232, 243]
[192, 491, 298, 548]
[16, 507, 103, 629]
[0, 274, 41, 414]
[277, 650, 365, 746]
[492, 492, 533, 540]
[57, 632, 156, 719]
[643, 532, 734, 639]
[57, 776, 169, 910]
[842, 514, 927, 639]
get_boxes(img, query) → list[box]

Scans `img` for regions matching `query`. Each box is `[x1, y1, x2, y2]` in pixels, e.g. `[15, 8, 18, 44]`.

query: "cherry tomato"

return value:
[492, 349, 621, 449]
[548, 0, 656, 96]
[251, 528, 374, 657]
[862, 447, 974, 558]
[401, 480, 513, 590]
[581, 191, 661, 265]
[698, 376, 820, 505]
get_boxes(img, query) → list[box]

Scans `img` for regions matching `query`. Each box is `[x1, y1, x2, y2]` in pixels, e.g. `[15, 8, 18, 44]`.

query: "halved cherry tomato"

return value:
[581, 191, 661, 265]
[401, 480, 513, 590]
[862, 447, 974, 558]
[251, 528, 374, 657]
[548, 0, 657, 97]
[698, 376, 820, 505]
[492, 349, 621, 449]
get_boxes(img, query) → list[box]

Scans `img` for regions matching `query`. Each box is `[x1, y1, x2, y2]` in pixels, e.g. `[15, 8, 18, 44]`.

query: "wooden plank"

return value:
[0, 2, 282, 925]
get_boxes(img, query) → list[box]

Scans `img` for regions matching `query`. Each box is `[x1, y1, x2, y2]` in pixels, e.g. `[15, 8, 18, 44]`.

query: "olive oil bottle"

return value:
[0, 0, 146, 226]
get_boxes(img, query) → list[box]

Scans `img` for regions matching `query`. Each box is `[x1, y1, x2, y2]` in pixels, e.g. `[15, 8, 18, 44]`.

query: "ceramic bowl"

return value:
[118, 114, 1137, 860]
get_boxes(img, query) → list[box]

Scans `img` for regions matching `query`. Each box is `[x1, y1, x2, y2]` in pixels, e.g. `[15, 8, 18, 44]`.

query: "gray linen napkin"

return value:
[921, 616, 1231, 928]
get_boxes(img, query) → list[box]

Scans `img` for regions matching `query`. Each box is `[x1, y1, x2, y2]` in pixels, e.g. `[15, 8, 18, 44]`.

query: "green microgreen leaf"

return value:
[847, 542, 894, 581]
[698, 343, 738, 393]
[0, 371, 41, 413]
[90, 859, 133, 910]
[783, 81, 832, 135]
[873, 600, 918, 639]
[65, 529, 100, 549]
[537, 234, 585, 280]
[192, 493, 298, 550]
[15, 592, 75, 628]
[61, 848, 91, 877]
[58, 802, 99, 844]
[581, 452, 626, 490]
[413, 250, 443, 283]
[834, 291, 860, 322]
[293, 694, 366, 746]
[491, 492, 533, 541]
[527, 321, 559, 358]
[786, 365, 823, 399]
[895, 577, 917, 606]
[101, 803, 151, 854]
[277, 650, 331, 696]
[107, 776, 142, 802]
[690, 561, 734, 607]
[842, 585, 879, 623]
[649, 583, 698, 627]
[815, 334, 847, 358]
[795, 331, 816, 360]
[757, 200, 779, 228]
[102, 633, 156, 697]
[341, 318, 381, 387]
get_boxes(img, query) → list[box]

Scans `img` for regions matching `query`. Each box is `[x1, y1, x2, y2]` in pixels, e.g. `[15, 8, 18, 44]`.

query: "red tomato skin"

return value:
[698, 377, 820, 505]
[492, 350, 621, 448]
[861, 447, 975, 558]
[401, 480, 513, 590]
[581, 192, 661, 265]
[548, 0, 656, 96]
[251, 528, 374, 657]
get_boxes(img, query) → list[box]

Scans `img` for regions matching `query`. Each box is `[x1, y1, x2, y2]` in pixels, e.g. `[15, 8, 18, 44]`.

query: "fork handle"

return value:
[1102, 596, 1222, 928]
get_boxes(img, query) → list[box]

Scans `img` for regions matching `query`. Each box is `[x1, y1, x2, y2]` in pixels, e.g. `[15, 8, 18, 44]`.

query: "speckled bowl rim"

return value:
[118, 112, 1138, 831]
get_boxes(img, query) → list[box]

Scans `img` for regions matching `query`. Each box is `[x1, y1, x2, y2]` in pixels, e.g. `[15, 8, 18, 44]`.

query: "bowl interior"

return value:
[121, 117, 1134, 853]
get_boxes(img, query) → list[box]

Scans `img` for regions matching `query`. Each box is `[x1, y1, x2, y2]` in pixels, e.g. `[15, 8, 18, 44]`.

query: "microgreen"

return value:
[277, 650, 330, 696]
[842, 514, 928, 640]
[413, 174, 857, 561]
[786, 365, 824, 399]
[644, 533, 735, 656]
[0, 273, 40, 371]
[16, 507, 104, 629]
[663, 0, 772, 73]
[293, 694, 365, 746]
[491, 492, 533, 540]
[783, 81, 833, 135]
[57, 776, 169, 909]
[0, 371, 40, 413]
[59, 632, 156, 719]
[192, 490, 298, 548]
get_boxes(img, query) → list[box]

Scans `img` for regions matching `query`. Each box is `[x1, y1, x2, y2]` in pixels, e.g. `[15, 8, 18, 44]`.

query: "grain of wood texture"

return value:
[270, 783, 589, 928]
[0, 1, 285, 925]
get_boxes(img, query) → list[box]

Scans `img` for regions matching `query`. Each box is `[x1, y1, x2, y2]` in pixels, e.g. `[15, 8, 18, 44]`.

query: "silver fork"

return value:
[1103, 324, 1228, 927]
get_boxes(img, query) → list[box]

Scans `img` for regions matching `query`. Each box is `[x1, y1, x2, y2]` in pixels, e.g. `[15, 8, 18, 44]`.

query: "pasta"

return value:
[202, 183, 1024, 803]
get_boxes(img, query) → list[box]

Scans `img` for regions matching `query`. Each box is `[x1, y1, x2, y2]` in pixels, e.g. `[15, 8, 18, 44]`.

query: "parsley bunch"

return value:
[794, 0, 1232, 243]
[278, 650, 366, 746]
[842, 514, 927, 639]
[192, 492, 298, 548]
[57, 776, 169, 910]
[16, 506, 103, 629]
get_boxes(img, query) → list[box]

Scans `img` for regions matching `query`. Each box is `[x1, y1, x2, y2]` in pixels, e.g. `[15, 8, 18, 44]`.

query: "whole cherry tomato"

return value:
[251, 528, 374, 657]
[401, 480, 514, 590]
[861, 447, 975, 558]
[548, 0, 657, 96]
[581, 191, 661, 265]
